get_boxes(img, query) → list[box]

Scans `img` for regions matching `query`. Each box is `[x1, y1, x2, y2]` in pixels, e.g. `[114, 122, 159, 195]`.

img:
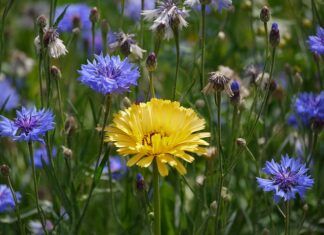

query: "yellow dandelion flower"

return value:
[105, 98, 210, 176]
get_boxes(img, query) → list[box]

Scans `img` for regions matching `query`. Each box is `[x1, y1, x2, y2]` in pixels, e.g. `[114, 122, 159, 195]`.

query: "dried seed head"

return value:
[146, 52, 157, 72]
[50, 65, 62, 80]
[236, 138, 247, 148]
[37, 15, 47, 29]
[0, 164, 10, 177]
[62, 146, 73, 159]
[202, 72, 233, 96]
[195, 99, 205, 109]
[204, 146, 217, 159]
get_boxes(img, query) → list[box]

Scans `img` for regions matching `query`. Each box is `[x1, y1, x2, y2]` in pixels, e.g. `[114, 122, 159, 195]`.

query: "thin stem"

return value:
[172, 28, 180, 100]
[153, 160, 161, 235]
[230, 105, 238, 157]
[149, 71, 156, 98]
[315, 57, 322, 89]
[120, 0, 125, 28]
[91, 22, 96, 56]
[28, 141, 48, 235]
[200, 4, 206, 90]
[306, 132, 318, 167]
[55, 79, 64, 131]
[285, 201, 290, 235]
[140, 0, 145, 46]
[75, 94, 112, 233]
[311, 0, 323, 27]
[154, 35, 161, 57]
[214, 92, 223, 233]
[7, 175, 25, 235]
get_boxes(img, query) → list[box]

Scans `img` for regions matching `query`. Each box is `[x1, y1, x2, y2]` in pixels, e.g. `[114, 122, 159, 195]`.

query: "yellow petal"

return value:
[156, 158, 169, 176]
[127, 153, 145, 166]
[137, 155, 154, 168]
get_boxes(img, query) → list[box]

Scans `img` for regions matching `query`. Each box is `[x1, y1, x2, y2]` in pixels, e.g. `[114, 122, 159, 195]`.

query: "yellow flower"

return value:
[105, 98, 210, 176]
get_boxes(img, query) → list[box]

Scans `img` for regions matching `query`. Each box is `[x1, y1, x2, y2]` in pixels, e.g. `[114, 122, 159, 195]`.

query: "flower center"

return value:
[14, 115, 39, 134]
[273, 169, 297, 192]
[142, 131, 167, 146]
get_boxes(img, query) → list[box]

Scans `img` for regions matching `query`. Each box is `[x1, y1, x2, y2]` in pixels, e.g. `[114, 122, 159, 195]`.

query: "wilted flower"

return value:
[105, 98, 210, 176]
[0, 76, 19, 111]
[0, 107, 55, 143]
[124, 0, 155, 21]
[202, 72, 233, 96]
[34, 28, 68, 58]
[257, 154, 314, 203]
[33, 145, 57, 169]
[0, 184, 21, 213]
[307, 26, 324, 55]
[109, 32, 146, 59]
[142, 0, 189, 39]
[55, 4, 92, 33]
[78, 53, 140, 95]
[28, 220, 54, 235]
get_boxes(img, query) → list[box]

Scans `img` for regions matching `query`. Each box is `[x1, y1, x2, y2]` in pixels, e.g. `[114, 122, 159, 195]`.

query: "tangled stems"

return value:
[200, 4, 206, 90]
[75, 94, 111, 233]
[285, 201, 290, 235]
[172, 27, 180, 100]
[214, 92, 224, 233]
[28, 141, 48, 235]
[153, 160, 161, 235]
[6, 175, 24, 235]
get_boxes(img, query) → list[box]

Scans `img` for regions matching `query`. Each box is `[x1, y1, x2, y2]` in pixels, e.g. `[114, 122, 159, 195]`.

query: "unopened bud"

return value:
[121, 97, 132, 109]
[64, 116, 77, 134]
[236, 138, 246, 148]
[136, 173, 146, 192]
[0, 164, 10, 177]
[210, 201, 218, 217]
[62, 146, 73, 159]
[89, 7, 100, 23]
[37, 15, 47, 29]
[195, 99, 205, 109]
[302, 204, 309, 212]
[146, 52, 157, 72]
[260, 6, 270, 23]
[230, 80, 240, 105]
[269, 23, 280, 48]
[50, 65, 62, 80]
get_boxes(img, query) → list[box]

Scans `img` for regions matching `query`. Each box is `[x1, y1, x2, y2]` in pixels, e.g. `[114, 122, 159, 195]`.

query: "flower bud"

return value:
[260, 6, 270, 23]
[121, 97, 132, 109]
[64, 116, 77, 135]
[210, 201, 217, 217]
[0, 164, 10, 177]
[89, 7, 100, 23]
[302, 204, 309, 212]
[37, 15, 47, 29]
[269, 23, 280, 48]
[236, 138, 246, 148]
[195, 99, 205, 109]
[146, 52, 157, 72]
[72, 16, 81, 29]
[62, 146, 73, 159]
[230, 80, 240, 105]
[136, 173, 146, 192]
[50, 65, 62, 80]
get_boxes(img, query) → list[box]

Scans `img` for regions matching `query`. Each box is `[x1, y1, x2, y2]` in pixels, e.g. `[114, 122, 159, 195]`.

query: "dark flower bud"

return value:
[37, 15, 47, 29]
[64, 116, 77, 135]
[136, 173, 145, 192]
[72, 16, 81, 29]
[236, 138, 246, 148]
[269, 23, 280, 48]
[312, 118, 324, 133]
[101, 19, 109, 38]
[120, 40, 131, 56]
[0, 164, 10, 177]
[146, 52, 157, 72]
[260, 6, 270, 23]
[50, 65, 62, 80]
[230, 80, 240, 105]
[89, 7, 100, 23]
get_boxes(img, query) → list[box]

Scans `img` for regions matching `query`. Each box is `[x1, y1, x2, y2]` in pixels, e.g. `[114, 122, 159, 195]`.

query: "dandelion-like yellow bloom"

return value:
[105, 99, 210, 176]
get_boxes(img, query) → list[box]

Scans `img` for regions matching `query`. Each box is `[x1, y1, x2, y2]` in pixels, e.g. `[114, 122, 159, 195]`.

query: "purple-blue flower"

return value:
[0, 184, 21, 213]
[307, 26, 324, 55]
[0, 107, 55, 143]
[78, 54, 140, 95]
[102, 156, 127, 180]
[257, 155, 314, 203]
[28, 220, 54, 235]
[55, 4, 92, 33]
[292, 92, 324, 128]
[184, 0, 232, 12]
[0, 78, 19, 111]
[124, 0, 155, 21]
[33, 145, 57, 169]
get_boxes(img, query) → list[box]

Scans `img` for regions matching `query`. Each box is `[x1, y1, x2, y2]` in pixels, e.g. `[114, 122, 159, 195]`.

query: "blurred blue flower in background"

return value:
[0, 77, 19, 111]
[28, 220, 54, 235]
[78, 54, 140, 95]
[55, 4, 92, 33]
[0, 107, 55, 143]
[102, 156, 127, 180]
[257, 154, 314, 203]
[307, 26, 324, 55]
[0, 184, 21, 213]
[33, 145, 57, 169]
[124, 0, 155, 21]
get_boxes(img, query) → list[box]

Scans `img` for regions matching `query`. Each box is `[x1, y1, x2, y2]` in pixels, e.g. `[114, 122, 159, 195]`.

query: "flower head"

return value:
[55, 4, 92, 33]
[257, 155, 314, 203]
[33, 146, 57, 169]
[105, 98, 210, 176]
[142, 0, 189, 39]
[101, 156, 128, 180]
[202, 72, 233, 96]
[28, 220, 54, 235]
[307, 26, 324, 55]
[0, 184, 21, 213]
[78, 54, 140, 95]
[0, 107, 55, 143]
[292, 92, 324, 130]
[109, 32, 146, 59]
[0, 76, 19, 111]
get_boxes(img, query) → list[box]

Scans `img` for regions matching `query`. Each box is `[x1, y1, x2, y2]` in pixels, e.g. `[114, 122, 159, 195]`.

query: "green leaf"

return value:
[53, 5, 69, 28]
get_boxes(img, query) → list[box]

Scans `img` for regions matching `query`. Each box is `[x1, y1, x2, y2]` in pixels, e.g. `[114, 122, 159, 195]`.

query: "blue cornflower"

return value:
[0, 107, 55, 143]
[257, 155, 314, 203]
[0, 77, 19, 111]
[102, 156, 127, 180]
[33, 146, 57, 169]
[0, 184, 21, 213]
[307, 26, 324, 55]
[78, 54, 140, 95]
[124, 0, 155, 21]
[184, 0, 232, 12]
[292, 92, 324, 128]
[55, 4, 92, 33]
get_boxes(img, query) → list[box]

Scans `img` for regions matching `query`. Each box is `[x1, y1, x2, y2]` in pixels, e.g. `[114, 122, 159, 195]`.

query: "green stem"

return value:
[214, 92, 223, 233]
[75, 94, 112, 233]
[315, 57, 322, 89]
[149, 71, 156, 98]
[172, 28, 180, 100]
[306, 132, 318, 167]
[153, 161, 161, 235]
[154, 36, 161, 57]
[311, 0, 323, 27]
[140, 0, 145, 46]
[7, 175, 25, 235]
[230, 105, 238, 157]
[120, 0, 125, 28]
[285, 201, 290, 235]
[55, 79, 64, 132]
[91, 22, 96, 56]
[200, 4, 206, 90]
[28, 141, 48, 235]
